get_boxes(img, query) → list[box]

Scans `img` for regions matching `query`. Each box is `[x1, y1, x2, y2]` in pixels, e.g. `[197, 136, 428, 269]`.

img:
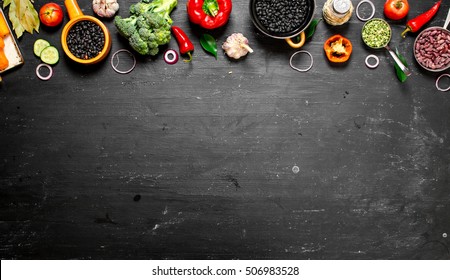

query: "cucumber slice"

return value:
[40, 46, 59, 65]
[33, 39, 50, 57]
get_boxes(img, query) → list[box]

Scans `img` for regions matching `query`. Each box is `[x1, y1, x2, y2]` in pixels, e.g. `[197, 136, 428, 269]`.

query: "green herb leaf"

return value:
[4, 0, 39, 38]
[394, 47, 409, 83]
[200, 34, 217, 59]
[305, 18, 321, 40]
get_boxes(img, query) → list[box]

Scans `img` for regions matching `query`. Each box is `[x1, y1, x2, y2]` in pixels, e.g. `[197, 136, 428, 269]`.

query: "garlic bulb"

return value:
[222, 33, 253, 59]
[93, 0, 119, 18]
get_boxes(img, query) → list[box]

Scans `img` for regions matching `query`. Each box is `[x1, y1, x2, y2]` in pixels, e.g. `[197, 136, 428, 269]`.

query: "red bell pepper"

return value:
[186, 0, 232, 30]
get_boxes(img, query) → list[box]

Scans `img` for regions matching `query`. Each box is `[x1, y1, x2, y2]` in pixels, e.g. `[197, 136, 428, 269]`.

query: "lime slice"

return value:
[33, 39, 50, 57]
[40, 46, 59, 65]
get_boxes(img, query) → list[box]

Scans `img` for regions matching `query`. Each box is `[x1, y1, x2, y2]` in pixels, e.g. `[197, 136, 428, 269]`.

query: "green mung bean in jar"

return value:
[362, 18, 391, 49]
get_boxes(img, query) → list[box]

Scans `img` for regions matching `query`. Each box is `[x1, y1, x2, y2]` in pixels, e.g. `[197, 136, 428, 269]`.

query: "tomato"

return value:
[384, 0, 409, 21]
[39, 3, 64, 27]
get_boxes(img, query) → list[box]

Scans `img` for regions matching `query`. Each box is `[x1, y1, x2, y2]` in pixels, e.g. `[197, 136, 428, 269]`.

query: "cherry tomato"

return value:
[384, 0, 409, 21]
[39, 3, 64, 27]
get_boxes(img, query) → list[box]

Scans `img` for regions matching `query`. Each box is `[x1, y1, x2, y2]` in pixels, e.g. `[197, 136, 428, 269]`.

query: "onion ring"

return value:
[36, 64, 53, 81]
[164, 49, 179, 65]
[110, 49, 136, 74]
[436, 74, 450, 92]
[356, 0, 376, 22]
[289, 50, 313, 72]
[365, 54, 379, 69]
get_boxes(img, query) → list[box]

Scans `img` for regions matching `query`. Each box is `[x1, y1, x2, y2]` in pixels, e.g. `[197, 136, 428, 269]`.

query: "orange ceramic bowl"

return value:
[61, 0, 111, 65]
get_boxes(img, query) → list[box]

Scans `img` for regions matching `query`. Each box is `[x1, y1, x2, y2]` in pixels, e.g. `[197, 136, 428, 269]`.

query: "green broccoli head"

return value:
[115, 0, 177, 56]
[114, 15, 138, 39]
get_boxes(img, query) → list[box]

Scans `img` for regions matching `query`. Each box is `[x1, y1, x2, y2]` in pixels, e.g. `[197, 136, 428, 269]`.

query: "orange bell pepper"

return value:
[0, 11, 10, 37]
[0, 37, 9, 71]
[323, 34, 352, 63]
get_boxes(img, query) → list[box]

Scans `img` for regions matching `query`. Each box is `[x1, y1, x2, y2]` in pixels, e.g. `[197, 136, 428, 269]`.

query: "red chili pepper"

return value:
[401, 0, 442, 38]
[186, 0, 232, 30]
[171, 26, 194, 62]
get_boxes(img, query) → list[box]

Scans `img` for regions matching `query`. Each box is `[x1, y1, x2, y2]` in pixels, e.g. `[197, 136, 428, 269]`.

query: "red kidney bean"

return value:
[415, 28, 450, 70]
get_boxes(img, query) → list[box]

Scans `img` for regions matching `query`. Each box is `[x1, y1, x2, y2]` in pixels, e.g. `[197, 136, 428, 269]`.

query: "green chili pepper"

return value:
[200, 34, 217, 59]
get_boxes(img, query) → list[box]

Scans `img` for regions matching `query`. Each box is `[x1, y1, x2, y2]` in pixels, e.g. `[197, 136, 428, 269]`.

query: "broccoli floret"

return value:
[129, 33, 150, 56]
[114, 0, 177, 56]
[154, 29, 171, 45]
[114, 15, 138, 39]
[130, 0, 177, 25]
[148, 47, 159, 56]
[138, 28, 156, 42]
[142, 12, 165, 29]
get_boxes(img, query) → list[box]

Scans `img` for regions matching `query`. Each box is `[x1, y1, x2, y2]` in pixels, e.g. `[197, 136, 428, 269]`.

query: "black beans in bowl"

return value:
[66, 20, 105, 60]
[250, 0, 315, 38]
[414, 27, 450, 72]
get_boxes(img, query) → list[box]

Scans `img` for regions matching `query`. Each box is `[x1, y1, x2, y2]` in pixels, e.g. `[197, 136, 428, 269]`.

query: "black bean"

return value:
[67, 20, 105, 60]
[255, 0, 309, 34]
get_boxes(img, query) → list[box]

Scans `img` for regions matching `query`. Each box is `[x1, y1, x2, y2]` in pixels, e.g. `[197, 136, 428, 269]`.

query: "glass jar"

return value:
[323, 0, 353, 26]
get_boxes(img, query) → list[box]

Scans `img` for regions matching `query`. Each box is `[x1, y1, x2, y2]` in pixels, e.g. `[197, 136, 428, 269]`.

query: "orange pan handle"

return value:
[65, 0, 84, 20]
[285, 32, 306, 49]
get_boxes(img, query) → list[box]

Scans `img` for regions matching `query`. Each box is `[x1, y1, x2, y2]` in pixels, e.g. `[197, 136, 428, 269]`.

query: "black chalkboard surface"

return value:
[1, 0, 449, 259]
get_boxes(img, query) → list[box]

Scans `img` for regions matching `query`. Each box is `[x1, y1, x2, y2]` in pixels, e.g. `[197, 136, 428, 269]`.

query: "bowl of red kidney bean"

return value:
[249, 0, 316, 48]
[61, 0, 111, 65]
[414, 26, 450, 72]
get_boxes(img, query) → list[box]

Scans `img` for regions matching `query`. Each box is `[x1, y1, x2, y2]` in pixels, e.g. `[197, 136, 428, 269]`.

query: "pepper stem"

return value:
[401, 26, 411, 38]
[183, 52, 193, 63]
[203, 0, 219, 17]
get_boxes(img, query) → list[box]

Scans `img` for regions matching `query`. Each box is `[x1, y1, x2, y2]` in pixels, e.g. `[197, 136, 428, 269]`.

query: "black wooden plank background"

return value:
[1, 0, 450, 259]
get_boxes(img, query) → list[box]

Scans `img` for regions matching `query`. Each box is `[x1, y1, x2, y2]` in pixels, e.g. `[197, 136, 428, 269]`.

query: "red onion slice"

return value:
[111, 49, 136, 74]
[36, 64, 53, 81]
[164, 49, 179, 65]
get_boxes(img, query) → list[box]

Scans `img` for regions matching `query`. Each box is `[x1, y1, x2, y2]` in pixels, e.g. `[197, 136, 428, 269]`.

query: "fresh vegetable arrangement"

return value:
[186, 0, 232, 29]
[114, 0, 177, 55]
[0, 0, 448, 90]
[3, 0, 40, 38]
